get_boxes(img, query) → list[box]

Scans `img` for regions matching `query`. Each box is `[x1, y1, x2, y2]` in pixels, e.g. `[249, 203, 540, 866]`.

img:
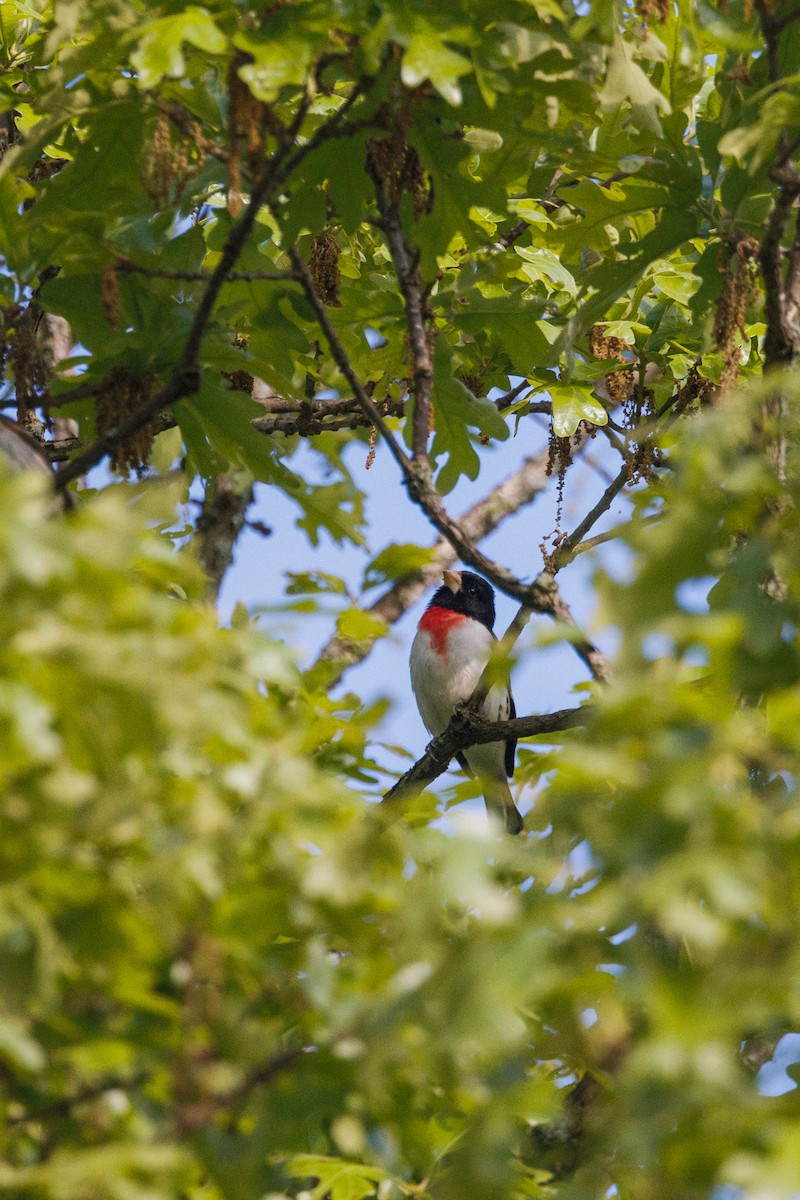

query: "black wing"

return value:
[504, 690, 517, 778]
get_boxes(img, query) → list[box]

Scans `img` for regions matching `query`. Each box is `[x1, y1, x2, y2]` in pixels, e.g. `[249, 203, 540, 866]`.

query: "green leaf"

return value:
[463, 127, 504, 152]
[236, 36, 316, 102]
[515, 245, 577, 296]
[651, 274, 699, 306]
[131, 7, 226, 89]
[288, 1155, 389, 1200]
[600, 35, 672, 133]
[286, 571, 348, 596]
[0, 174, 33, 274]
[401, 23, 471, 106]
[334, 608, 389, 646]
[363, 543, 439, 589]
[551, 383, 608, 436]
[180, 373, 275, 484]
[275, 464, 366, 547]
[431, 340, 509, 493]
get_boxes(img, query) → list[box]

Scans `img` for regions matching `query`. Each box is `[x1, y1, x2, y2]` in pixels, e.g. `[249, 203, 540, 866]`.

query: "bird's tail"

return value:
[482, 778, 524, 836]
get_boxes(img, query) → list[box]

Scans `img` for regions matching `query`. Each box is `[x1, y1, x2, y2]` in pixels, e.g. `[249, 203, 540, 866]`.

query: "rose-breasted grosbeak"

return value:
[409, 569, 523, 835]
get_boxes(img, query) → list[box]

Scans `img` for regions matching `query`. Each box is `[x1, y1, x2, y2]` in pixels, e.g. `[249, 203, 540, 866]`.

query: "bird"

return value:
[409, 569, 523, 835]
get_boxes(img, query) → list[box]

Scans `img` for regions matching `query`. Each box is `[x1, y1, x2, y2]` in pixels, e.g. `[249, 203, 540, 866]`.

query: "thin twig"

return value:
[551, 461, 631, 570]
[570, 513, 661, 557]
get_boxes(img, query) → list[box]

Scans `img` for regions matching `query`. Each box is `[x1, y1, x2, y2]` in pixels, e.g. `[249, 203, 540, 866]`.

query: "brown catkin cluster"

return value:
[142, 113, 205, 211]
[619, 376, 659, 486]
[227, 54, 272, 216]
[28, 155, 67, 184]
[713, 235, 758, 391]
[221, 334, 254, 394]
[367, 129, 432, 218]
[675, 362, 715, 412]
[310, 230, 342, 307]
[459, 372, 483, 397]
[221, 369, 255, 394]
[539, 432, 574, 568]
[365, 424, 377, 470]
[636, 0, 670, 20]
[624, 412, 660, 484]
[95, 367, 158, 475]
[589, 323, 632, 406]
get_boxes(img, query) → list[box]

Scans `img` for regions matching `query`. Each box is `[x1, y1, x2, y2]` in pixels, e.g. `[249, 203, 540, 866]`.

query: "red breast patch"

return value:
[418, 606, 467, 656]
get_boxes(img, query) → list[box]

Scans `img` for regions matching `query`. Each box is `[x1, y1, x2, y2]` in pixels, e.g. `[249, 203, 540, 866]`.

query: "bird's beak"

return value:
[442, 569, 462, 594]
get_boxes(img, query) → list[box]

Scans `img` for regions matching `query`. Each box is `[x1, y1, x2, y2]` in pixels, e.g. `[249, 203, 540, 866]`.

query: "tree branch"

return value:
[8, 1071, 150, 1128]
[381, 704, 590, 810]
[759, 152, 800, 372]
[176, 1046, 304, 1132]
[195, 473, 255, 600]
[371, 174, 433, 460]
[551, 460, 631, 570]
[251, 396, 405, 438]
[756, 0, 800, 370]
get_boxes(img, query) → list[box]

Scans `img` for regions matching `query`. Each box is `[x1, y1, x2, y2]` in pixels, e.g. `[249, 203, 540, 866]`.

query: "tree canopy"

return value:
[1, 0, 800, 1197]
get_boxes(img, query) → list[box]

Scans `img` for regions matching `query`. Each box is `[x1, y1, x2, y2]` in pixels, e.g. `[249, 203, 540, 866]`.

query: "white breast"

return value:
[410, 617, 494, 735]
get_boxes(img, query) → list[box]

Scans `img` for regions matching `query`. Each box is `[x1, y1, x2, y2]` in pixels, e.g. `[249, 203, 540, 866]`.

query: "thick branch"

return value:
[196, 473, 255, 600]
[252, 396, 406, 438]
[756, 0, 800, 371]
[759, 154, 800, 371]
[754, 6, 800, 495]
[784, 204, 800, 341]
[381, 705, 590, 810]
